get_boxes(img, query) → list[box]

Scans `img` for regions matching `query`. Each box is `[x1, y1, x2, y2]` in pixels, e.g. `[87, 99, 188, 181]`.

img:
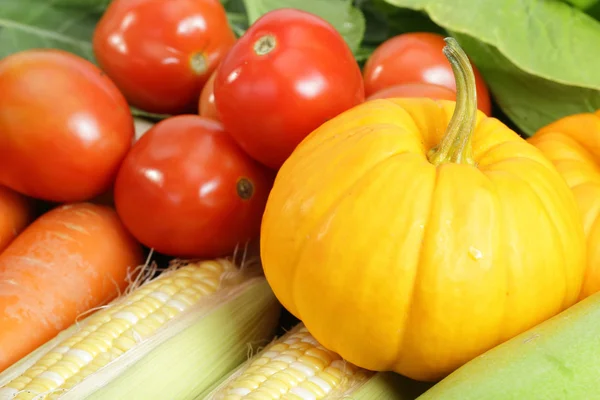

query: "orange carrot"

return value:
[0, 202, 144, 372]
[0, 185, 35, 253]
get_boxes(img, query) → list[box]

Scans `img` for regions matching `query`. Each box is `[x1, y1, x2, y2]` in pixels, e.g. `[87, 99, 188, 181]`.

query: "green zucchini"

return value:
[418, 291, 600, 399]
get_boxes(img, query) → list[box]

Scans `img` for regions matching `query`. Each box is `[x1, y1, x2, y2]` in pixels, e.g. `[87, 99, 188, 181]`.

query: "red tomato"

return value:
[198, 69, 220, 121]
[214, 8, 365, 170]
[367, 82, 457, 102]
[363, 32, 492, 116]
[93, 0, 236, 115]
[0, 49, 134, 203]
[113, 115, 274, 258]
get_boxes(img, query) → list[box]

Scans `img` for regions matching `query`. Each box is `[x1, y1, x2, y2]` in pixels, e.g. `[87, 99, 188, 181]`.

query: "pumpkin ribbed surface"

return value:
[261, 97, 586, 381]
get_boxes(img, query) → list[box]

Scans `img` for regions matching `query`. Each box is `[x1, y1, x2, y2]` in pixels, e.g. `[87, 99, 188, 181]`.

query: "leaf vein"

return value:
[0, 18, 93, 50]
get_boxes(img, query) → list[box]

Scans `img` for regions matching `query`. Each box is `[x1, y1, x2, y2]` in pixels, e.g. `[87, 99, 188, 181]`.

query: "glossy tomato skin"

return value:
[214, 8, 365, 170]
[363, 33, 492, 116]
[367, 82, 457, 102]
[113, 115, 274, 258]
[198, 68, 220, 121]
[0, 49, 134, 203]
[93, 0, 236, 115]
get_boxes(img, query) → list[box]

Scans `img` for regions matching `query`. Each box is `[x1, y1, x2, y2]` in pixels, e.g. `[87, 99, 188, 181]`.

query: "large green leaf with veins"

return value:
[0, 0, 101, 61]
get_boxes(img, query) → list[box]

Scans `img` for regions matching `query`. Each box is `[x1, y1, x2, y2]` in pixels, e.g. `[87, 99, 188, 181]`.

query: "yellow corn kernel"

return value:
[0, 259, 281, 400]
[206, 324, 374, 400]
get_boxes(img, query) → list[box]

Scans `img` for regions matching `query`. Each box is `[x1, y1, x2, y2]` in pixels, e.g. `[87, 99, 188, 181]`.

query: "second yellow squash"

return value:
[529, 110, 600, 300]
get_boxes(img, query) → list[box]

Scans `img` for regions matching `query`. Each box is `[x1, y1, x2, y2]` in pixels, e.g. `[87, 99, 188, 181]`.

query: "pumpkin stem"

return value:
[427, 37, 478, 166]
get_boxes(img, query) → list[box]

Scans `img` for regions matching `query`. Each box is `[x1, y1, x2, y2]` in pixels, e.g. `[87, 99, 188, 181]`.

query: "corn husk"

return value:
[0, 258, 281, 400]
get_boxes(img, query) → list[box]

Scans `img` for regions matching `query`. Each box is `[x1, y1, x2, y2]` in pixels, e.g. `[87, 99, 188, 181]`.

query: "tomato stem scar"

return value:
[190, 52, 208, 75]
[236, 178, 254, 200]
[253, 34, 277, 56]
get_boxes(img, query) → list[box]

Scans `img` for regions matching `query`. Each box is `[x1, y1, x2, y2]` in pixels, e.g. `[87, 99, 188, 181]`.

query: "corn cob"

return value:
[204, 323, 370, 399]
[0, 258, 281, 400]
[204, 323, 433, 399]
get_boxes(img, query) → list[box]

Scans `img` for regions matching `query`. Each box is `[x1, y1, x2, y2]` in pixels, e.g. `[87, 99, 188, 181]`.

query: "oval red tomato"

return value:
[198, 69, 220, 121]
[113, 115, 274, 258]
[214, 8, 365, 170]
[0, 49, 134, 203]
[363, 32, 492, 116]
[93, 0, 236, 115]
[367, 82, 458, 102]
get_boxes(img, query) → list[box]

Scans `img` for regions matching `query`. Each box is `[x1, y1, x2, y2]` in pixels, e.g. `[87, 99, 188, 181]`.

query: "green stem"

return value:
[427, 37, 478, 166]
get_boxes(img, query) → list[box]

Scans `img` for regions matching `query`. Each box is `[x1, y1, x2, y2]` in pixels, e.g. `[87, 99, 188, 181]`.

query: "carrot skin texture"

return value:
[0, 202, 144, 372]
[0, 186, 35, 253]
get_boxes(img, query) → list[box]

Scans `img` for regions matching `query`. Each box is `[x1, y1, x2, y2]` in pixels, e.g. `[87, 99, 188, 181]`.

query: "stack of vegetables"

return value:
[1, 0, 600, 398]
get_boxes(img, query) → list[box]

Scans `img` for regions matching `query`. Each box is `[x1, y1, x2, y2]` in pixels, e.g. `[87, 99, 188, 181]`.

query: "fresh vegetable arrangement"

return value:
[1, 0, 600, 399]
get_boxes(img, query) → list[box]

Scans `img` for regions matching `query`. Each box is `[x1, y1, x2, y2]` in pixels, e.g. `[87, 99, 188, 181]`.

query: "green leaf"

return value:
[584, 1, 600, 19]
[130, 107, 171, 122]
[222, 0, 247, 13]
[0, 0, 100, 61]
[384, 0, 600, 136]
[222, 0, 250, 36]
[51, 0, 111, 12]
[226, 12, 249, 37]
[356, 0, 445, 65]
[562, 0, 599, 10]
[354, 46, 377, 63]
[361, 0, 445, 46]
[242, 0, 366, 53]
[450, 31, 600, 136]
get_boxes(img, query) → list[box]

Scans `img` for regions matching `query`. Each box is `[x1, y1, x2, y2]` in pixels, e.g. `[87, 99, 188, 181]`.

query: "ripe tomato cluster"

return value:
[0, 0, 492, 259]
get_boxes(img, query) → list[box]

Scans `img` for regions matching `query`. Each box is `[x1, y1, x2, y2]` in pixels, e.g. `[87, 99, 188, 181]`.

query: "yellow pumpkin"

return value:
[528, 111, 600, 300]
[260, 38, 586, 381]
